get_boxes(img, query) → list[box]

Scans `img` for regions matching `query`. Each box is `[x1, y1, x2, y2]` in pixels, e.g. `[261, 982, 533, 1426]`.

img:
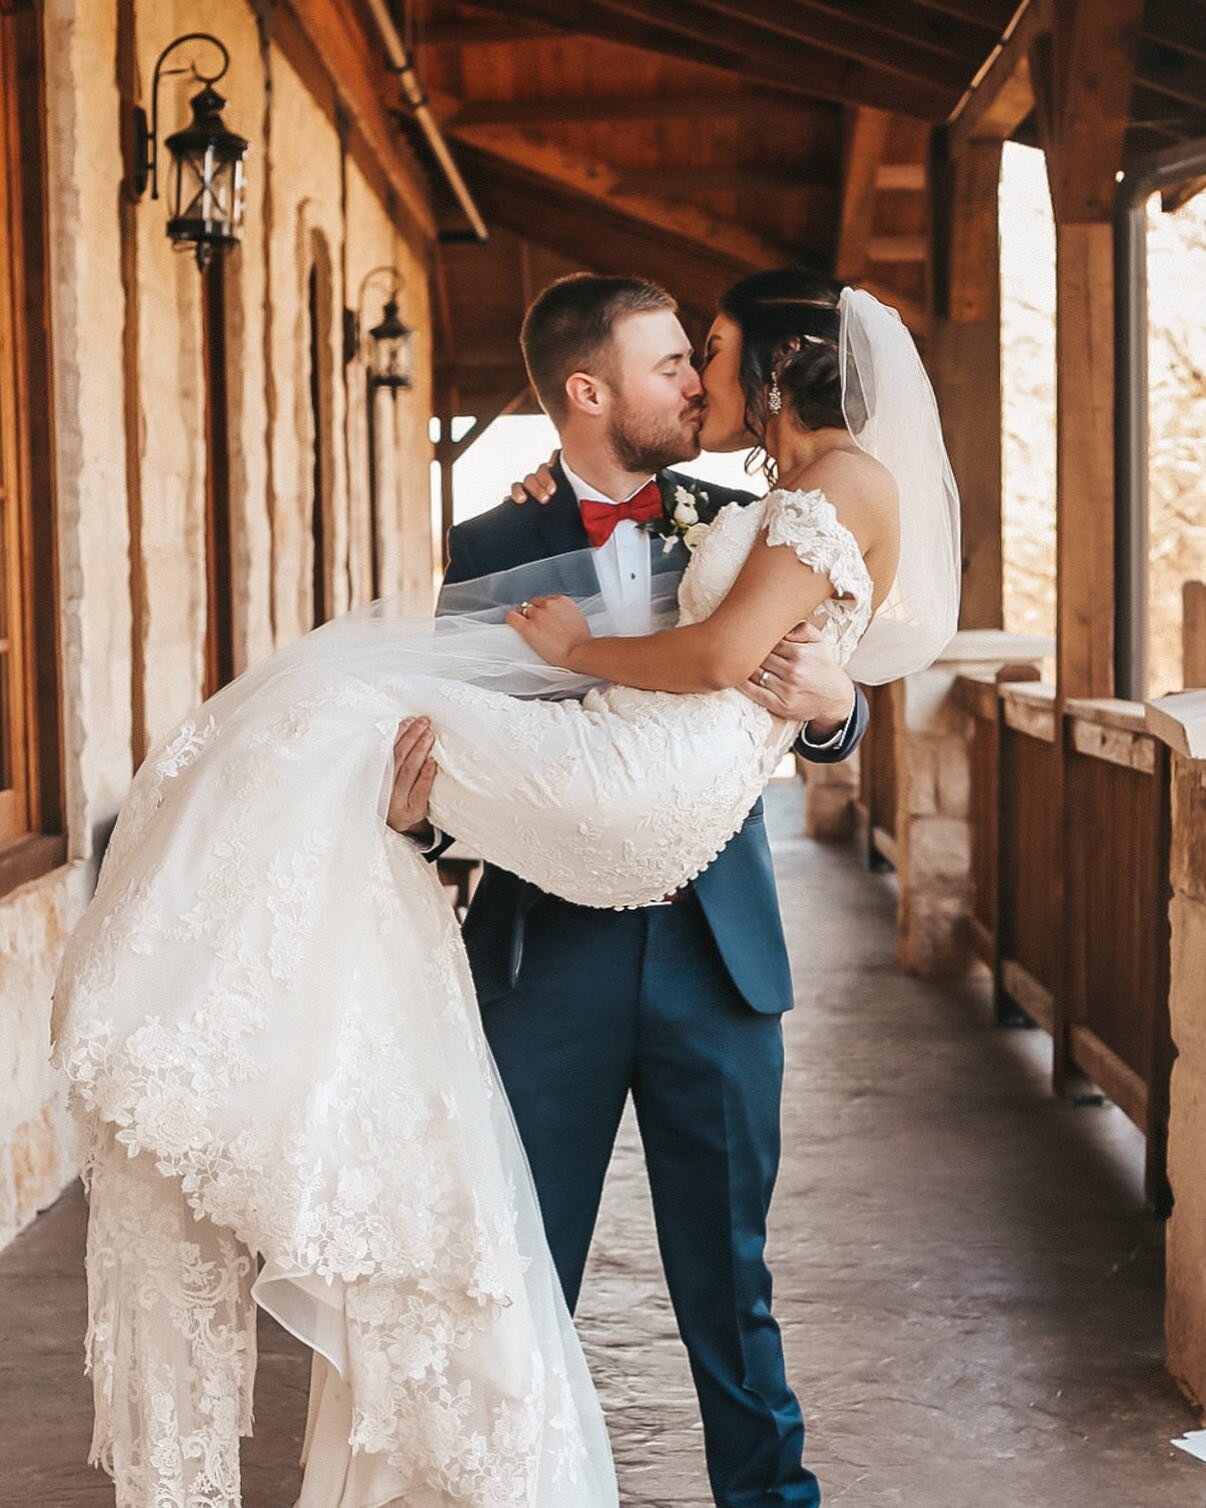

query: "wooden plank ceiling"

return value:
[384, 0, 1206, 416]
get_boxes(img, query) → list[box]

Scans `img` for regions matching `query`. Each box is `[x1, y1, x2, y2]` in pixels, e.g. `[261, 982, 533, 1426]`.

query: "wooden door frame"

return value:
[0, 6, 65, 892]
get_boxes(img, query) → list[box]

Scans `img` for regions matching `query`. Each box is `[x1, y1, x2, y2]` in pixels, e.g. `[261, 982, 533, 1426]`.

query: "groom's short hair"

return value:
[521, 273, 677, 423]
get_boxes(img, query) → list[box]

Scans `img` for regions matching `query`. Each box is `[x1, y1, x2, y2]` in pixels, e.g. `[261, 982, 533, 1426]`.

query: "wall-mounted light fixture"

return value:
[344, 266, 415, 398]
[132, 33, 249, 271]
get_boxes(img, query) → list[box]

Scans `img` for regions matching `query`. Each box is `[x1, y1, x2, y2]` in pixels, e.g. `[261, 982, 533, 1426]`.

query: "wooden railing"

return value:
[953, 674, 1174, 1210]
[1062, 699, 1172, 1202]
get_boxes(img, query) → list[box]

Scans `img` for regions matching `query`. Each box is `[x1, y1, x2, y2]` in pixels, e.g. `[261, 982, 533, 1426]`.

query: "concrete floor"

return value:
[1, 778, 1202, 1507]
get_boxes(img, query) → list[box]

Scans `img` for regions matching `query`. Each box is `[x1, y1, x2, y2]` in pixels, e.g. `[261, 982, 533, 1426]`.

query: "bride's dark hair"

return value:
[718, 266, 851, 480]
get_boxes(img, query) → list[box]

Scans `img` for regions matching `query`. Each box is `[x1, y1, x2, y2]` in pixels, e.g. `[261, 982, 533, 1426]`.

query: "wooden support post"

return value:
[1183, 581, 1206, 687]
[435, 399, 456, 569]
[929, 136, 1004, 631]
[1054, 220, 1116, 701]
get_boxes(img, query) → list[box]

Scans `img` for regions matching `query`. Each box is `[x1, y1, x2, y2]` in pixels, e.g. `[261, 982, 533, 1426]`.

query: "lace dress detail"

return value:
[53, 488, 873, 1507]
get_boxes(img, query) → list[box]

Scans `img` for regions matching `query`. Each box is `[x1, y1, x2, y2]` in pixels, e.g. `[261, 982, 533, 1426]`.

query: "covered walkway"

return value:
[0, 779, 1198, 1507]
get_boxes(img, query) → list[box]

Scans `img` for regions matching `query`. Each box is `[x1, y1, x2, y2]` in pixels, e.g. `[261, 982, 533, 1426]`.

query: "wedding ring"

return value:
[758, 668, 770, 688]
[519, 601, 532, 618]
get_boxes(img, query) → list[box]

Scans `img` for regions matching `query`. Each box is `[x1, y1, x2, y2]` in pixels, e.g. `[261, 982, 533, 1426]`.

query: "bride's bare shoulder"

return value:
[781, 448, 897, 539]
[789, 447, 896, 508]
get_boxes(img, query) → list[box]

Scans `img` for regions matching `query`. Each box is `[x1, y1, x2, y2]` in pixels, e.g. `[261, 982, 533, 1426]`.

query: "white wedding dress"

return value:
[50, 490, 873, 1508]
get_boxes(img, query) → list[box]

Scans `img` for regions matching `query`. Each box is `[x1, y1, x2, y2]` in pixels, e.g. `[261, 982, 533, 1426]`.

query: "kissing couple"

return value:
[52, 264, 960, 1507]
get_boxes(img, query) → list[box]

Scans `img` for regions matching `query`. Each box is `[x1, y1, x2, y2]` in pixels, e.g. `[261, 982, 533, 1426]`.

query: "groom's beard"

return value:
[607, 395, 704, 474]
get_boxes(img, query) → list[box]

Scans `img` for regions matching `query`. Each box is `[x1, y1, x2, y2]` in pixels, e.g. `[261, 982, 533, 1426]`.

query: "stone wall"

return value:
[0, 0, 435, 1252]
[1165, 735, 1206, 1409]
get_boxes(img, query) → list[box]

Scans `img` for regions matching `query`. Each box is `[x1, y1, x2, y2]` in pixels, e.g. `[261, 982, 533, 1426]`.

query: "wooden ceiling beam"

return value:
[908, 0, 1018, 26]
[455, 163, 927, 335]
[440, 91, 812, 129]
[775, 0, 1002, 65]
[946, 0, 1052, 155]
[610, 165, 836, 196]
[594, 0, 960, 117]
[418, 17, 567, 46]
[1132, 47, 1206, 113]
[447, 118, 803, 271]
[1163, 176, 1206, 214]
[689, 0, 975, 88]
[456, 156, 743, 321]
[1141, 0, 1206, 65]
[465, 0, 958, 118]
[835, 105, 891, 280]
[1050, 0, 1145, 222]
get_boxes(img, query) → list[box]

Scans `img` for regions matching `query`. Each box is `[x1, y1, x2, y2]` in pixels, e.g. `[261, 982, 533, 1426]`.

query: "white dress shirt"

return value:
[561, 459, 655, 636]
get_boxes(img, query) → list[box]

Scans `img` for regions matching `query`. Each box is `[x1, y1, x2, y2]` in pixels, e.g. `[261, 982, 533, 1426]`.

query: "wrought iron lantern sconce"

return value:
[132, 33, 249, 271]
[344, 267, 416, 398]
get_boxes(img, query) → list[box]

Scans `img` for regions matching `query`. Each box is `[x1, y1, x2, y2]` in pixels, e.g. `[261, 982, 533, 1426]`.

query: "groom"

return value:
[395, 274, 867, 1507]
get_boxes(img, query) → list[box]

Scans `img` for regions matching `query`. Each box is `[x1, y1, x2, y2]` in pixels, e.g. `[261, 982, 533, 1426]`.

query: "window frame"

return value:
[0, 9, 65, 894]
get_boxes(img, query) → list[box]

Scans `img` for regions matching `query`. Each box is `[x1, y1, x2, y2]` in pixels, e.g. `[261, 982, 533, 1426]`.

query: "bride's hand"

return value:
[506, 595, 591, 667]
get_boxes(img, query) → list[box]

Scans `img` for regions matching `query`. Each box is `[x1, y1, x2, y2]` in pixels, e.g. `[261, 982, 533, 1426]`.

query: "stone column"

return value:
[800, 751, 859, 842]
[1146, 690, 1206, 1409]
[895, 631, 1053, 977]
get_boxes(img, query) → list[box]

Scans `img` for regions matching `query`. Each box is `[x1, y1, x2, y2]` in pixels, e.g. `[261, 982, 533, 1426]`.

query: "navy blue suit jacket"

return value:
[438, 465, 870, 1015]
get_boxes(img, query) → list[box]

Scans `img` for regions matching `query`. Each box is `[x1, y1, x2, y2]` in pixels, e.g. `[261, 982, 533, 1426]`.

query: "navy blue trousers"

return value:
[479, 889, 821, 1508]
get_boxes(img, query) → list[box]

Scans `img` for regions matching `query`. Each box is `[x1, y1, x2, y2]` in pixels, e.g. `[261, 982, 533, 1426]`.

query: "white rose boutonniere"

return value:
[641, 478, 721, 554]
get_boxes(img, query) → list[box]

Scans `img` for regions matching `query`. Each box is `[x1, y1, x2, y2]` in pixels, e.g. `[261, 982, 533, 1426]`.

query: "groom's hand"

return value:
[387, 717, 438, 841]
[508, 450, 560, 505]
[743, 623, 855, 738]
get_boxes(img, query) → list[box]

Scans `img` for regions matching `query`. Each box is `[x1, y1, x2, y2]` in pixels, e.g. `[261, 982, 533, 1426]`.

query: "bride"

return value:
[50, 275, 959, 1507]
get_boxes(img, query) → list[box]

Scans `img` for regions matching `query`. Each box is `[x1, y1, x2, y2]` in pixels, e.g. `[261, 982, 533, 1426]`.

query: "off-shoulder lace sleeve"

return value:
[763, 488, 875, 666]
[764, 487, 871, 605]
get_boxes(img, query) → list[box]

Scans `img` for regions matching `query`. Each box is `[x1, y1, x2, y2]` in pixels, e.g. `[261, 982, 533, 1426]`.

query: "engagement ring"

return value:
[519, 601, 532, 618]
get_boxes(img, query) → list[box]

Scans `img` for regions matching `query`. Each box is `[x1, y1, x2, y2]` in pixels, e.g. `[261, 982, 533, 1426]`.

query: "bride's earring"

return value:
[767, 375, 783, 415]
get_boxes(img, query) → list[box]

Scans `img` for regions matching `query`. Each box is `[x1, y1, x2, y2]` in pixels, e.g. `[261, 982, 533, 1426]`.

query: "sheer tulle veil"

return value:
[838, 285, 962, 683]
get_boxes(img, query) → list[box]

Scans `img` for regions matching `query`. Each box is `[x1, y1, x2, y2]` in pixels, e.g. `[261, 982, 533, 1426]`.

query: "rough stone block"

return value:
[905, 739, 939, 816]
[905, 815, 972, 887]
[1169, 892, 1206, 1066]
[898, 893, 970, 977]
[937, 737, 972, 818]
[1167, 1057, 1206, 1409]
[1171, 756, 1206, 905]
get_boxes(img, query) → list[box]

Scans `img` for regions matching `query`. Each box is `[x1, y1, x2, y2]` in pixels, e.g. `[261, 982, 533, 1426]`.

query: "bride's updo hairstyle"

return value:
[718, 266, 855, 481]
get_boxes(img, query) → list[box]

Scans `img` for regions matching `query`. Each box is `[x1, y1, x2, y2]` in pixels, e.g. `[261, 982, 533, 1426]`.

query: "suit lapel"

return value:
[534, 462, 590, 560]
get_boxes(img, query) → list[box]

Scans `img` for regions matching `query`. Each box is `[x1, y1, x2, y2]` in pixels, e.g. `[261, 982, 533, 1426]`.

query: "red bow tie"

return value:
[579, 480, 663, 548]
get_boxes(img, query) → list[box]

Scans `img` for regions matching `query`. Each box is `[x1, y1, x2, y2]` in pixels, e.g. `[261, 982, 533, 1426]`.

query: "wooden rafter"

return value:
[445, 115, 803, 271]
[1141, 0, 1206, 64]
[418, 17, 565, 46]
[610, 165, 835, 196]
[438, 92, 812, 129]
[946, 0, 1052, 156]
[443, 385, 532, 464]
[464, 0, 958, 118]
[457, 151, 747, 319]
[909, 0, 1017, 25]
[594, 0, 960, 117]
[688, 0, 976, 89]
[835, 106, 890, 281]
[774, 0, 1002, 65]
[444, 141, 922, 334]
